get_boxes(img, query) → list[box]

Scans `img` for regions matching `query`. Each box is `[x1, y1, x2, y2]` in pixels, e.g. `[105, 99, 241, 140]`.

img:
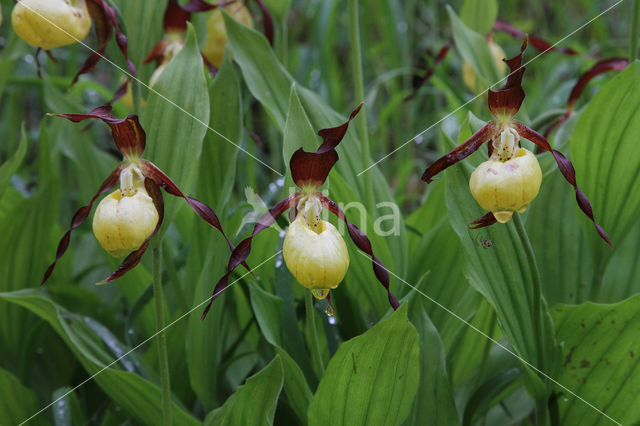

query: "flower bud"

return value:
[12, 0, 91, 50]
[462, 39, 507, 93]
[93, 183, 159, 258]
[283, 207, 350, 300]
[202, 3, 253, 68]
[469, 147, 542, 223]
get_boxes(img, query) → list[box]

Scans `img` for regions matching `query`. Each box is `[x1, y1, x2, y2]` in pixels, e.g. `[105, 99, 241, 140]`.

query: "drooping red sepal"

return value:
[164, 0, 191, 34]
[52, 105, 146, 159]
[493, 20, 578, 56]
[317, 104, 363, 153]
[139, 161, 249, 264]
[72, 0, 136, 86]
[253, 0, 275, 46]
[318, 194, 399, 311]
[488, 37, 527, 121]
[201, 194, 300, 319]
[567, 58, 628, 110]
[422, 122, 499, 183]
[290, 149, 338, 189]
[544, 57, 629, 137]
[41, 165, 124, 286]
[469, 212, 498, 229]
[99, 178, 165, 283]
[513, 122, 611, 246]
[404, 42, 451, 102]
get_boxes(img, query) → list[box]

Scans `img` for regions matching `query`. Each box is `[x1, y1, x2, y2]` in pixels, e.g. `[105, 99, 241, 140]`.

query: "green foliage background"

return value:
[0, 0, 639, 424]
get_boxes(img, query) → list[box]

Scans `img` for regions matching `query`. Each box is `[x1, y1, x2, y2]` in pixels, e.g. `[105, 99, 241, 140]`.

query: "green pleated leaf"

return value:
[571, 62, 640, 273]
[0, 124, 27, 200]
[447, 6, 501, 86]
[249, 283, 313, 423]
[551, 294, 640, 425]
[406, 298, 459, 426]
[600, 221, 640, 302]
[444, 145, 561, 398]
[200, 53, 242, 211]
[0, 367, 45, 426]
[526, 170, 595, 305]
[223, 12, 408, 288]
[283, 85, 318, 191]
[204, 355, 284, 426]
[142, 23, 210, 237]
[52, 386, 85, 426]
[460, 0, 498, 35]
[308, 304, 419, 426]
[0, 290, 199, 426]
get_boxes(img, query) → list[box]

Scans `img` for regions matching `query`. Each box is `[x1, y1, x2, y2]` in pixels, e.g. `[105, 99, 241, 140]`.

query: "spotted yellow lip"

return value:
[12, 0, 92, 50]
[92, 186, 159, 258]
[469, 147, 542, 224]
[283, 214, 350, 299]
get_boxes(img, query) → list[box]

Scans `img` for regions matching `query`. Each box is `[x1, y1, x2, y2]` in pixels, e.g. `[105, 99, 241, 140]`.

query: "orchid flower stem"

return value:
[349, 0, 374, 213]
[513, 213, 548, 425]
[152, 245, 172, 426]
[305, 291, 325, 375]
[630, 0, 640, 62]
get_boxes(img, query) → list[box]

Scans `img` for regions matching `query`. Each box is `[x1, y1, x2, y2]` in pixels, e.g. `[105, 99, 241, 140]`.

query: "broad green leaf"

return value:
[308, 304, 419, 426]
[142, 24, 210, 237]
[445, 153, 561, 398]
[600, 221, 640, 302]
[0, 124, 27, 199]
[52, 386, 85, 426]
[526, 170, 595, 305]
[447, 6, 501, 86]
[249, 283, 314, 423]
[571, 62, 640, 273]
[283, 85, 318, 191]
[0, 367, 46, 426]
[200, 53, 242, 211]
[204, 355, 284, 426]
[263, 0, 292, 24]
[223, 12, 408, 285]
[406, 298, 459, 426]
[460, 0, 498, 35]
[552, 294, 640, 425]
[0, 124, 59, 365]
[0, 290, 199, 426]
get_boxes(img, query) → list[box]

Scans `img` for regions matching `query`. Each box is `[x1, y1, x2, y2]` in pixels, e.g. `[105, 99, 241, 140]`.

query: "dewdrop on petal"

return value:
[12, 0, 91, 50]
[202, 2, 253, 68]
[469, 127, 542, 223]
[92, 164, 158, 257]
[283, 195, 349, 300]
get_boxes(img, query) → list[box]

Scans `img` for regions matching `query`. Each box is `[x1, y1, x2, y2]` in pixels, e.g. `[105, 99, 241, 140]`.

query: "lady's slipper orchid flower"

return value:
[202, 1, 255, 68]
[11, 0, 135, 85]
[201, 105, 399, 319]
[41, 105, 244, 285]
[462, 35, 507, 93]
[422, 37, 610, 246]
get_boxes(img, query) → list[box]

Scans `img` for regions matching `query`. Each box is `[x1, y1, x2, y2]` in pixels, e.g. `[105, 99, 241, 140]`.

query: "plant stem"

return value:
[349, 0, 374, 213]
[152, 246, 172, 426]
[513, 213, 547, 424]
[630, 0, 640, 62]
[305, 291, 325, 375]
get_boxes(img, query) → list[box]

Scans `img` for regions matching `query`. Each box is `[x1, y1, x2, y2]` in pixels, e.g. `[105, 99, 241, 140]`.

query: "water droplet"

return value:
[279, 230, 286, 238]
[276, 177, 285, 186]
[275, 260, 283, 268]
[311, 289, 329, 300]
[127, 329, 134, 335]
[324, 302, 335, 317]
[328, 316, 337, 325]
